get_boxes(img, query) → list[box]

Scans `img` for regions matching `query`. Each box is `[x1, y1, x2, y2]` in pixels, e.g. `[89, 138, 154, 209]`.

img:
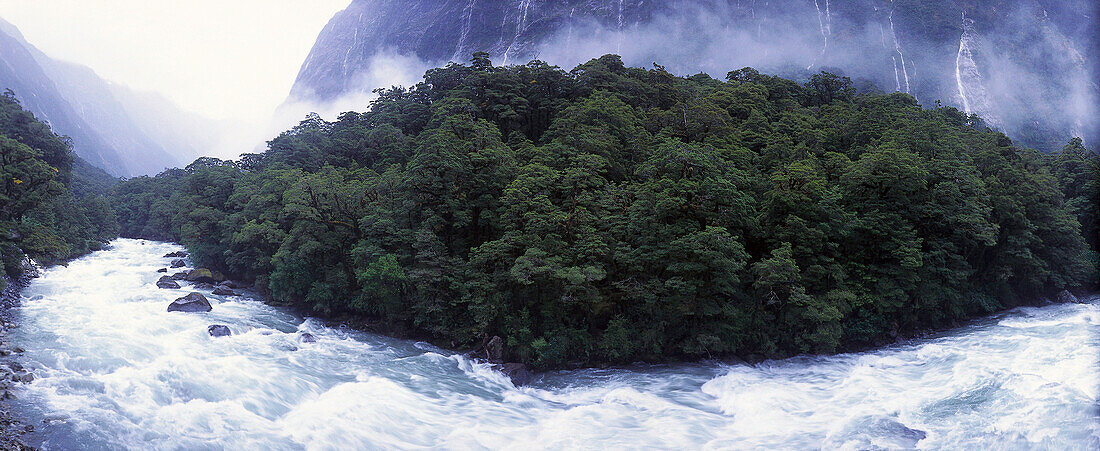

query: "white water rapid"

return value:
[9, 240, 1100, 449]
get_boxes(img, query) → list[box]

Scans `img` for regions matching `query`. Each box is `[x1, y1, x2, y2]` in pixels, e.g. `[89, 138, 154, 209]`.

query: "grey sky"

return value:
[0, 0, 351, 123]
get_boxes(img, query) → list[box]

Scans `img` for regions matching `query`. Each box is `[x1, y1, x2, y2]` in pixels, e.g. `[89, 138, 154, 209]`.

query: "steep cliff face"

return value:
[0, 18, 200, 176]
[290, 0, 1096, 151]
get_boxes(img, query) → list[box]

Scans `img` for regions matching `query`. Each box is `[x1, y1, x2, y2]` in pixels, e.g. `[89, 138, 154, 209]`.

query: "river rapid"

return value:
[7, 239, 1099, 449]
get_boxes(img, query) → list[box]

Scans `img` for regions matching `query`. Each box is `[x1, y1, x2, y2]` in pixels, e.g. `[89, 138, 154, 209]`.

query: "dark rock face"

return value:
[207, 325, 232, 337]
[185, 268, 226, 284]
[156, 276, 180, 289]
[170, 259, 186, 268]
[211, 286, 237, 296]
[167, 292, 212, 312]
[291, 0, 1097, 151]
[485, 336, 503, 363]
[156, 268, 167, 273]
[171, 271, 189, 280]
[499, 362, 533, 386]
[164, 251, 188, 258]
[299, 333, 318, 343]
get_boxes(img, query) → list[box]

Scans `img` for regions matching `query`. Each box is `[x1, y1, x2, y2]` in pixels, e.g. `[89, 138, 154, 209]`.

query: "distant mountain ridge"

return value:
[290, 0, 1097, 152]
[0, 18, 209, 176]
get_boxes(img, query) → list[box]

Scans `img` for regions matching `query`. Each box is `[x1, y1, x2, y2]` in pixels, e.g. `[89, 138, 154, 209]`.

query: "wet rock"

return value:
[164, 251, 188, 258]
[156, 276, 180, 289]
[1056, 290, 1079, 303]
[298, 333, 317, 343]
[156, 268, 167, 273]
[170, 259, 186, 268]
[171, 271, 189, 280]
[11, 347, 22, 354]
[222, 280, 250, 289]
[0, 390, 12, 400]
[484, 336, 503, 363]
[16, 373, 32, 384]
[194, 283, 214, 290]
[167, 292, 212, 312]
[499, 362, 533, 386]
[211, 286, 237, 296]
[207, 325, 232, 337]
[185, 268, 225, 284]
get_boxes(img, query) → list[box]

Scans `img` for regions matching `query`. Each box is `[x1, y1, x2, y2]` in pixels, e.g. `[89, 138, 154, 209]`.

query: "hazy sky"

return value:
[0, 0, 351, 123]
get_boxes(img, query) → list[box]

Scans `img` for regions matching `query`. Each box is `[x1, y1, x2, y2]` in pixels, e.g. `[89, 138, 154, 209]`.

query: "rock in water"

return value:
[185, 268, 226, 284]
[156, 268, 167, 273]
[156, 276, 180, 289]
[211, 286, 237, 296]
[170, 259, 186, 268]
[171, 271, 189, 280]
[208, 325, 231, 337]
[500, 362, 533, 386]
[1056, 290, 1079, 303]
[164, 251, 188, 258]
[167, 292, 212, 312]
[299, 333, 317, 343]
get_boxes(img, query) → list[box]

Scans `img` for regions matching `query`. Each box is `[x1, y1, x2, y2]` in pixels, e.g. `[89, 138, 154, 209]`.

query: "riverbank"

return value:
[0, 259, 39, 450]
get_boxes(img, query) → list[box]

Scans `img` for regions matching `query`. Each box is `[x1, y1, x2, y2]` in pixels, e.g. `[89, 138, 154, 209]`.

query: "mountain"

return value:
[0, 18, 206, 176]
[289, 0, 1097, 152]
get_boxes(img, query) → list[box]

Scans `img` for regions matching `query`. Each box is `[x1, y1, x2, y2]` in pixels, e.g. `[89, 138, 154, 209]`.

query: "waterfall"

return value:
[453, 0, 478, 61]
[955, 12, 976, 114]
[888, 11, 911, 94]
[809, 0, 832, 70]
[616, 0, 625, 53]
[341, 12, 364, 76]
[501, 0, 532, 65]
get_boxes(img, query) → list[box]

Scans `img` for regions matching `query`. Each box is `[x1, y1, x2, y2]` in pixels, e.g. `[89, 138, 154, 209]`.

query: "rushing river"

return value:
[7, 239, 1099, 449]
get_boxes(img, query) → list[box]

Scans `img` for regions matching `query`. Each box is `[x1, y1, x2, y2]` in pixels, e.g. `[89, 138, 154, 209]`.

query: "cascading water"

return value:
[888, 10, 911, 94]
[501, 0, 532, 65]
[8, 239, 1100, 449]
[452, 0, 479, 61]
[808, 0, 831, 70]
[954, 11, 998, 126]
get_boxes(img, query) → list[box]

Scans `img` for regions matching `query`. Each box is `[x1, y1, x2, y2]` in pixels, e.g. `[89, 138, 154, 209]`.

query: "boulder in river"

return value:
[1056, 290, 1079, 303]
[167, 292, 212, 312]
[185, 268, 226, 284]
[156, 276, 180, 289]
[221, 280, 250, 289]
[298, 333, 317, 343]
[499, 362, 532, 386]
[171, 271, 189, 280]
[164, 251, 188, 258]
[212, 286, 237, 296]
[170, 259, 186, 268]
[208, 325, 232, 337]
[156, 268, 167, 273]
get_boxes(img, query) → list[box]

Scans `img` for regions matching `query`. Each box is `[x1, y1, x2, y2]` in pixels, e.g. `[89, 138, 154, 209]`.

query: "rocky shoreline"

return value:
[0, 260, 39, 450]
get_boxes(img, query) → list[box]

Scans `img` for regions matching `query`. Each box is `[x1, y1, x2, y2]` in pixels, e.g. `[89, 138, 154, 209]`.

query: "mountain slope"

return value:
[290, 0, 1097, 152]
[0, 18, 204, 176]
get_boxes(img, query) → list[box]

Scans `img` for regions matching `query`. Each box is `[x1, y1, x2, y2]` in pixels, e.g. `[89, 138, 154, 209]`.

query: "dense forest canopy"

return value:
[110, 54, 1098, 367]
[0, 90, 118, 288]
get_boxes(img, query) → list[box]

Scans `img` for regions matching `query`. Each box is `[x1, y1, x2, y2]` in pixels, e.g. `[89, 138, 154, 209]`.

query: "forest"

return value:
[0, 90, 118, 291]
[108, 54, 1097, 367]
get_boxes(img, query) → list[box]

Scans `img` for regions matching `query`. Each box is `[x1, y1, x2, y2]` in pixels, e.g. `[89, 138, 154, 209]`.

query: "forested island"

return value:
[7, 55, 1098, 368]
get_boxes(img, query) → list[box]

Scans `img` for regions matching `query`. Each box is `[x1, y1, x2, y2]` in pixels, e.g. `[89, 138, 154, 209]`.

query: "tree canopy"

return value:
[109, 55, 1097, 368]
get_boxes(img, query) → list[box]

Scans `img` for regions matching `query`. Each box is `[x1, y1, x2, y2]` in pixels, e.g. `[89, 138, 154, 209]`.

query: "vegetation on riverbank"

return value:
[0, 90, 119, 291]
[110, 55, 1097, 368]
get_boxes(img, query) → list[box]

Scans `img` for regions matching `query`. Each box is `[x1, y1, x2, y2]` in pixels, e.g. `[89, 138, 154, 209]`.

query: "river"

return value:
[7, 239, 1099, 449]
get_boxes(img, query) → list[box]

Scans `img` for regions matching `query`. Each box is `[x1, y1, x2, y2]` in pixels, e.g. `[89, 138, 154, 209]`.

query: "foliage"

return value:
[0, 90, 118, 271]
[109, 56, 1096, 367]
